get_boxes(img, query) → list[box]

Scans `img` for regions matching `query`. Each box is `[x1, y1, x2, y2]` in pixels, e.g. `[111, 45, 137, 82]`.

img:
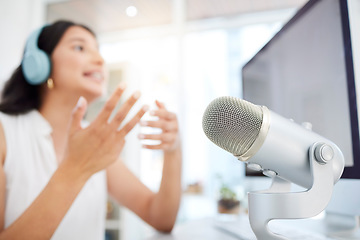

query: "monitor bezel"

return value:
[339, 0, 360, 178]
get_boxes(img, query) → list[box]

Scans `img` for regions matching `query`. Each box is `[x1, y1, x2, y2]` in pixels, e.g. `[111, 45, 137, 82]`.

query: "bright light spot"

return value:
[126, 6, 138, 17]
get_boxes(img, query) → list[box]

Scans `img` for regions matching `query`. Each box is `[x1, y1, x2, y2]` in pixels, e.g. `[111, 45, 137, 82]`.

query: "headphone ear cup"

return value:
[22, 49, 51, 85]
[22, 26, 51, 85]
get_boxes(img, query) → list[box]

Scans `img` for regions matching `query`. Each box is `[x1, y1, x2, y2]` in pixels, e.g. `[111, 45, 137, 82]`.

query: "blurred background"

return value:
[0, 0, 307, 239]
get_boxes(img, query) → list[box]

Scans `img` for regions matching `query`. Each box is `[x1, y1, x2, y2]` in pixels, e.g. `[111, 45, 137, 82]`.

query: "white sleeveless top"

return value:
[0, 110, 107, 240]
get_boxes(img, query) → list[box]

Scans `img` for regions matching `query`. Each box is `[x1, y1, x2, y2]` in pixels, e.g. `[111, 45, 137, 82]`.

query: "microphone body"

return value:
[202, 96, 344, 189]
[249, 110, 343, 189]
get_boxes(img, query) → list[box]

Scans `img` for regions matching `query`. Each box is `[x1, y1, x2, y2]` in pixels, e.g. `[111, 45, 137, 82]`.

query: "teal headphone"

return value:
[21, 26, 51, 85]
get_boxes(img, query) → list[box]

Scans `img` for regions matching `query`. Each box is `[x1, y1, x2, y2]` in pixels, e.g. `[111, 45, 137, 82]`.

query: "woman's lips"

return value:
[83, 71, 104, 83]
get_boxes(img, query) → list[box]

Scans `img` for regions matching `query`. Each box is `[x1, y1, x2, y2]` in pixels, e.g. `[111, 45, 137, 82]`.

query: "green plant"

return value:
[219, 185, 238, 201]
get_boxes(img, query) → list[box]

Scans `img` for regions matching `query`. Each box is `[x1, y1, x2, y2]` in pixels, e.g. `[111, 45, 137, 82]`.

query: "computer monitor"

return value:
[242, 0, 360, 225]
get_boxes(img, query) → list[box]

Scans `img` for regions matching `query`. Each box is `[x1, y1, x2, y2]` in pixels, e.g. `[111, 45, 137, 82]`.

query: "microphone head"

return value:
[202, 96, 269, 159]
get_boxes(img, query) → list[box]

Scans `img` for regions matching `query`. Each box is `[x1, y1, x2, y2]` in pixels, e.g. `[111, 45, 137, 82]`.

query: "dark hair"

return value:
[0, 20, 95, 115]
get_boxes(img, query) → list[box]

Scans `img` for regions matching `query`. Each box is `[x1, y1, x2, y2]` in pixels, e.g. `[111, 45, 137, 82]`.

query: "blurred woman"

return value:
[0, 20, 182, 240]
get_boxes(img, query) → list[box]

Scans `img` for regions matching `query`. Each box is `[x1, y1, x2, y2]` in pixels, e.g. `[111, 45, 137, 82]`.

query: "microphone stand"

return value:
[247, 142, 337, 240]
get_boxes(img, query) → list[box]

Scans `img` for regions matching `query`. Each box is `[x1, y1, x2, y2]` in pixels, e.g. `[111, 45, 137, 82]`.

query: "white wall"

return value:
[0, 0, 46, 87]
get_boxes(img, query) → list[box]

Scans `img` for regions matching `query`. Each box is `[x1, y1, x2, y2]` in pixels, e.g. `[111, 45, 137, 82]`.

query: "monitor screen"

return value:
[242, 0, 360, 179]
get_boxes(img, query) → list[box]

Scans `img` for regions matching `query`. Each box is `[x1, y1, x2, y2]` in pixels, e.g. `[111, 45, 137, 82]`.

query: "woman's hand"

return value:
[138, 100, 180, 153]
[63, 85, 148, 177]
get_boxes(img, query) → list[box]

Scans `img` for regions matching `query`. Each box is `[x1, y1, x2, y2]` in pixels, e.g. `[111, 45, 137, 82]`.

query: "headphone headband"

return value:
[25, 27, 43, 52]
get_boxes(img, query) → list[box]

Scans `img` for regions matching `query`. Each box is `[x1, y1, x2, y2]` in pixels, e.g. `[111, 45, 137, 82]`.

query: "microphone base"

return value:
[248, 142, 337, 240]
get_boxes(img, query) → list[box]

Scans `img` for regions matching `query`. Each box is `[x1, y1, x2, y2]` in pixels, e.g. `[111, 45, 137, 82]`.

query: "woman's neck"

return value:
[39, 92, 81, 163]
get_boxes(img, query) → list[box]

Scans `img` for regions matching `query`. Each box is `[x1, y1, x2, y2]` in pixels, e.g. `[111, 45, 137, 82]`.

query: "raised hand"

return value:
[139, 100, 180, 153]
[63, 84, 148, 177]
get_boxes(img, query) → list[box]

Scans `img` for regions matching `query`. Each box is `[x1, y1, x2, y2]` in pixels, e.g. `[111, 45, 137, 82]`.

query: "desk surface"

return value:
[144, 214, 360, 240]
[145, 217, 238, 240]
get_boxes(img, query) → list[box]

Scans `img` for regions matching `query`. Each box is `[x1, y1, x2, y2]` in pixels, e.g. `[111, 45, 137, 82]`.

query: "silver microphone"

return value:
[202, 96, 344, 188]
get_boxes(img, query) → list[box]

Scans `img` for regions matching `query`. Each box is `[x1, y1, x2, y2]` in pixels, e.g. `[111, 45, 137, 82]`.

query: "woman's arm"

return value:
[0, 87, 147, 240]
[0, 160, 91, 240]
[147, 146, 182, 232]
[107, 100, 182, 232]
[0, 99, 92, 240]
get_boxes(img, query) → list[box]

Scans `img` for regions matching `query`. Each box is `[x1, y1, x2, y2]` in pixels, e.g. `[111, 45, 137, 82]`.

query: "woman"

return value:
[0, 20, 182, 239]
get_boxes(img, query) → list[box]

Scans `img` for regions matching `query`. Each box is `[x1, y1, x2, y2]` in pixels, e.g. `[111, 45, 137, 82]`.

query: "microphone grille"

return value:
[202, 96, 264, 156]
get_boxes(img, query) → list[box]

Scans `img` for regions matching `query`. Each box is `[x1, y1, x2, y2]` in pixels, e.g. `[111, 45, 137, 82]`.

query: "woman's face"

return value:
[50, 26, 106, 101]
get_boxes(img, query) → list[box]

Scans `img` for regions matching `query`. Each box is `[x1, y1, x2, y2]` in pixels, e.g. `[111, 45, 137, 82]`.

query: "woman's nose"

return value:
[92, 50, 104, 65]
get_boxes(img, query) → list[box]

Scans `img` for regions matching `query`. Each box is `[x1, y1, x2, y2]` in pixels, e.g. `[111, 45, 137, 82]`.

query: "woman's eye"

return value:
[74, 45, 84, 51]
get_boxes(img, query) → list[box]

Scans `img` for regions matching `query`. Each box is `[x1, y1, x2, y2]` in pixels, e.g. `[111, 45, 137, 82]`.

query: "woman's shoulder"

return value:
[0, 110, 31, 122]
[0, 110, 49, 128]
[0, 110, 50, 166]
[0, 111, 27, 166]
[0, 110, 43, 144]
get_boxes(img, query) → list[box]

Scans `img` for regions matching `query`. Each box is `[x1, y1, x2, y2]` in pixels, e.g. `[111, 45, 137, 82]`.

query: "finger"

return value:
[140, 120, 178, 132]
[117, 105, 149, 137]
[141, 143, 170, 150]
[109, 91, 141, 128]
[138, 132, 175, 142]
[94, 83, 126, 125]
[155, 100, 166, 109]
[69, 96, 87, 134]
[150, 109, 177, 120]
